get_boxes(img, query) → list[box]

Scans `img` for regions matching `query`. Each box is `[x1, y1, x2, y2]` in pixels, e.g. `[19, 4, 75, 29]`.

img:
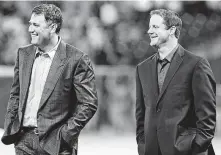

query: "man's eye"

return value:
[149, 25, 158, 29]
[33, 24, 39, 27]
[29, 23, 39, 27]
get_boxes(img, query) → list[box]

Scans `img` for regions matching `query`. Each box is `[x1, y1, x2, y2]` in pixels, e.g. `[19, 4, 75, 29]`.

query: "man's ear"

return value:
[50, 23, 57, 33]
[170, 26, 176, 36]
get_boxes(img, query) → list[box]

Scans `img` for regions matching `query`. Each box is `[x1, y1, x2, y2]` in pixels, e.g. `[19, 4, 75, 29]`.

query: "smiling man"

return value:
[1, 4, 98, 155]
[136, 9, 216, 155]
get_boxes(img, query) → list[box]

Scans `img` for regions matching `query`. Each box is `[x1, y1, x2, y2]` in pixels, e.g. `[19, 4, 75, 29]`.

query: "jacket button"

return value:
[156, 109, 161, 113]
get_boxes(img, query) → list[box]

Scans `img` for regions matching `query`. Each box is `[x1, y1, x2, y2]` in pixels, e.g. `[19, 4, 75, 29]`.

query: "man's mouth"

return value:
[31, 33, 38, 37]
[150, 36, 157, 39]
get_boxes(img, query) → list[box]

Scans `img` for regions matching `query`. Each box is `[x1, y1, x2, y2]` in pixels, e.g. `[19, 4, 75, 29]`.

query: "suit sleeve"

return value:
[61, 54, 98, 147]
[136, 66, 145, 154]
[2, 49, 20, 143]
[192, 58, 216, 151]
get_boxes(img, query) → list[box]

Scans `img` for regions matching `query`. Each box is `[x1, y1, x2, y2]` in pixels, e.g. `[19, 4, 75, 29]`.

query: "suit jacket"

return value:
[1, 40, 98, 155]
[136, 45, 216, 155]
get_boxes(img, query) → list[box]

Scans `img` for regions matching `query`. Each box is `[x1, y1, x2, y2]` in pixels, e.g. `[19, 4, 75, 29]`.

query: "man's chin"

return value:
[150, 42, 156, 47]
[149, 42, 159, 49]
[30, 41, 38, 46]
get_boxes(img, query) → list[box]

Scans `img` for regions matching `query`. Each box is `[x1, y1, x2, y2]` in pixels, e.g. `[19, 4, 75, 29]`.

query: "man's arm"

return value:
[61, 54, 98, 147]
[136, 66, 145, 155]
[2, 50, 20, 144]
[192, 58, 216, 152]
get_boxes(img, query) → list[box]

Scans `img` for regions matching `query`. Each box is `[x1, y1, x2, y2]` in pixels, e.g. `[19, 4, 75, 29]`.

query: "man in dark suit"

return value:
[1, 4, 98, 155]
[136, 9, 216, 155]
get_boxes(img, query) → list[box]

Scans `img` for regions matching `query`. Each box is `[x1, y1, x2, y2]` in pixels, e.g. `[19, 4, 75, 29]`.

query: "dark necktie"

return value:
[158, 59, 169, 93]
[158, 59, 168, 71]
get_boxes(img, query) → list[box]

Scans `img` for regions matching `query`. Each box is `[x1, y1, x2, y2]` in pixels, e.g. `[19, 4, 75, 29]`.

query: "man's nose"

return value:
[28, 24, 34, 33]
[147, 27, 152, 34]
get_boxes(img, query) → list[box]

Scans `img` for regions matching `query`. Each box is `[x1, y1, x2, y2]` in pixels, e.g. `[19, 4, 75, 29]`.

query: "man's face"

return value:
[28, 13, 52, 48]
[148, 14, 170, 48]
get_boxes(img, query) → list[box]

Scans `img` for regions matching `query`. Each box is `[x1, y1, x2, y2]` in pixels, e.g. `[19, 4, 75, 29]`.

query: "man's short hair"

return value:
[32, 4, 63, 34]
[150, 9, 182, 39]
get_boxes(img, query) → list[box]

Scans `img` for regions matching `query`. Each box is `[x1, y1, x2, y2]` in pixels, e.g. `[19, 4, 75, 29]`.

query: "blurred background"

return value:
[0, 1, 220, 154]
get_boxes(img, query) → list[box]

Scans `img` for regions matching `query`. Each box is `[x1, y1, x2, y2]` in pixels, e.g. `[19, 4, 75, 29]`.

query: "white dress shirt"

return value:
[23, 38, 61, 127]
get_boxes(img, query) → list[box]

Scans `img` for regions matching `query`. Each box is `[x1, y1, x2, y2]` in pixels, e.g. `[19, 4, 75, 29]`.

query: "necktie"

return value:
[158, 59, 168, 71]
[158, 59, 169, 93]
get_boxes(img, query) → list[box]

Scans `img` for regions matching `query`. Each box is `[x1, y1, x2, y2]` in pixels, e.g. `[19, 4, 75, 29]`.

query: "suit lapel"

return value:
[38, 41, 68, 110]
[149, 55, 159, 102]
[157, 45, 184, 104]
[20, 45, 36, 108]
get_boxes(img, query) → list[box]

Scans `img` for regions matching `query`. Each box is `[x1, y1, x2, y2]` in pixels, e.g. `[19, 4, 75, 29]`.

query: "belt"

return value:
[21, 127, 39, 135]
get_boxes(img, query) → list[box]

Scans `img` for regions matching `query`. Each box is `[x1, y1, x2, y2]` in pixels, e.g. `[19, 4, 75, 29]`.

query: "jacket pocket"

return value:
[179, 126, 197, 136]
[175, 125, 196, 153]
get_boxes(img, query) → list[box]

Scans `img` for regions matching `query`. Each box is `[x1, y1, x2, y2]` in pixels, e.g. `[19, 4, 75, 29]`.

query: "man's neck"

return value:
[158, 39, 178, 60]
[39, 35, 59, 52]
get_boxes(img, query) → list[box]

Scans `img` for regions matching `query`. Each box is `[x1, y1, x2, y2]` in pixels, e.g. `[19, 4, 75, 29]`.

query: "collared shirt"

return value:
[23, 37, 61, 127]
[157, 44, 179, 93]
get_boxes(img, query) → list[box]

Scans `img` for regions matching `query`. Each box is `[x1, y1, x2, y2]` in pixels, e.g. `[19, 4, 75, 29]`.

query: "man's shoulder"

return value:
[18, 44, 34, 51]
[136, 53, 157, 68]
[65, 43, 86, 59]
[183, 48, 204, 63]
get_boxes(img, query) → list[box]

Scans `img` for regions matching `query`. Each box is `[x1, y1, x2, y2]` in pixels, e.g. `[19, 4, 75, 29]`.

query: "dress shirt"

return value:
[157, 44, 178, 93]
[23, 38, 61, 127]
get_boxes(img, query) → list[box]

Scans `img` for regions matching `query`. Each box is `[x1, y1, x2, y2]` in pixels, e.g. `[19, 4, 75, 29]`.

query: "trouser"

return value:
[14, 127, 73, 155]
[158, 141, 162, 155]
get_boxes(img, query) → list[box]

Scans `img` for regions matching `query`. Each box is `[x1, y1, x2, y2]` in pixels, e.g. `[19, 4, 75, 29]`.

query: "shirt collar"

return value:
[35, 37, 61, 59]
[157, 44, 179, 63]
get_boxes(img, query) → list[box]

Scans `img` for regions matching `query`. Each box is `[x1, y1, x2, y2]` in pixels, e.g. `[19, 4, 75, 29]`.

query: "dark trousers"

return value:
[14, 128, 49, 155]
[14, 128, 73, 155]
[158, 142, 162, 155]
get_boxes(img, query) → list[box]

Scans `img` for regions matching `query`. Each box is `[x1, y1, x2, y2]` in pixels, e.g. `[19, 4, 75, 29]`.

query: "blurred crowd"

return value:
[1, 1, 221, 65]
[0, 1, 221, 134]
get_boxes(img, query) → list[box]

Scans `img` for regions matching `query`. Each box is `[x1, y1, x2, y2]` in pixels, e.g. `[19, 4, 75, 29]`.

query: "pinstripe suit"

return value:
[1, 40, 98, 155]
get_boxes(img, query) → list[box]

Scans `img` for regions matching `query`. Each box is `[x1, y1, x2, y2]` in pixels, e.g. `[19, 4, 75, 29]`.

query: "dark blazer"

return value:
[1, 40, 98, 155]
[136, 45, 216, 155]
